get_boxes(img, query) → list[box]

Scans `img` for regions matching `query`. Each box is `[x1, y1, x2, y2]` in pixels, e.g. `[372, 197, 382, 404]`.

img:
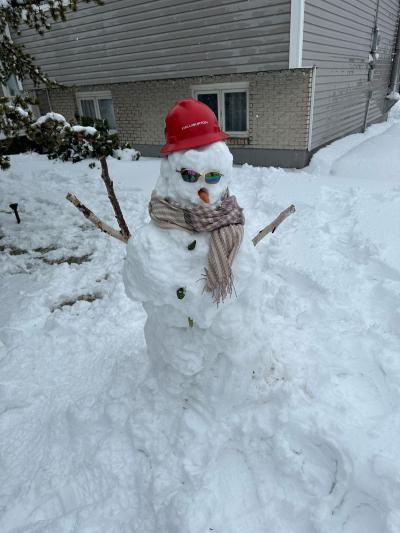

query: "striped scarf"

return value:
[149, 190, 245, 304]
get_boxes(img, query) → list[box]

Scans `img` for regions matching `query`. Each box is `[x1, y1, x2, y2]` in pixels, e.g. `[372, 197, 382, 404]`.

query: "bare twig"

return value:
[66, 193, 128, 243]
[252, 204, 296, 246]
[99, 156, 131, 239]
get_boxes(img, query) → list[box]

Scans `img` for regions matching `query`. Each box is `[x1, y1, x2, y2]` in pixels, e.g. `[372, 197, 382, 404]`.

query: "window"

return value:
[2, 73, 24, 98]
[192, 83, 249, 136]
[2, 24, 24, 97]
[76, 91, 117, 130]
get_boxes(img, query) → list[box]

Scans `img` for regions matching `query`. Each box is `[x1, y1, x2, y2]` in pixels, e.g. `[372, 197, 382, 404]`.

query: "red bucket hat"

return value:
[161, 98, 229, 154]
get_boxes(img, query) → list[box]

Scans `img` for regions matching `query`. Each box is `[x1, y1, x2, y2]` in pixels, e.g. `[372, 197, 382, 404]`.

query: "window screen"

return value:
[80, 99, 96, 119]
[224, 92, 247, 132]
[98, 98, 116, 129]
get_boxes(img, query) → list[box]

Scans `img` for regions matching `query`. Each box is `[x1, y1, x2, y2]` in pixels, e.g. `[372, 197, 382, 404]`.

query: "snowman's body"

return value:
[124, 141, 264, 379]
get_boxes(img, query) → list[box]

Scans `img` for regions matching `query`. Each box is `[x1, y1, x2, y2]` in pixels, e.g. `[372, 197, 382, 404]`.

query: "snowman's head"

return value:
[156, 141, 233, 208]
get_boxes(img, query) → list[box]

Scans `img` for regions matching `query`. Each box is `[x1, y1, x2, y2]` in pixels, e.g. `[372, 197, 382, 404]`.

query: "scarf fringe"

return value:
[202, 269, 235, 305]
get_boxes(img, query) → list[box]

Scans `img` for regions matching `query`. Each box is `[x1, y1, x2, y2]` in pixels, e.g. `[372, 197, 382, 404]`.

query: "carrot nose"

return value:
[198, 188, 209, 203]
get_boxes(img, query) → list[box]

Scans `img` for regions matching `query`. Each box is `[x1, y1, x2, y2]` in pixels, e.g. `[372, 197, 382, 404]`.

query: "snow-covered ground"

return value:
[1, 106, 400, 533]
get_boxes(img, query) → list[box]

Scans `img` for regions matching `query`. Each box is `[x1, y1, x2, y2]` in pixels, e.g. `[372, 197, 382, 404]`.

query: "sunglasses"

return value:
[177, 168, 223, 184]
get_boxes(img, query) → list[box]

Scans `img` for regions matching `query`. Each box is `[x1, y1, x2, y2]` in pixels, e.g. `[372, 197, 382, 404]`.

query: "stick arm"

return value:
[66, 193, 128, 244]
[252, 204, 296, 246]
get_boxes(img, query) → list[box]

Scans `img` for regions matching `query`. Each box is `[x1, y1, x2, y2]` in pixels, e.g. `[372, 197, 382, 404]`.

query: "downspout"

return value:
[387, 13, 400, 96]
[364, 0, 381, 131]
[289, 0, 305, 69]
[45, 87, 53, 112]
[363, 90, 373, 131]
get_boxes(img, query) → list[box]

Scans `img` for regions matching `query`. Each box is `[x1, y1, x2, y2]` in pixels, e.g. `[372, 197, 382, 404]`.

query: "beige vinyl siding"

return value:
[303, 0, 400, 150]
[16, 0, 291, 86]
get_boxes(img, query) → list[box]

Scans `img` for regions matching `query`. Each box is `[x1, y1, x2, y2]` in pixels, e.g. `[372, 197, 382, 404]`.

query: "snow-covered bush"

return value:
[112, 147, 141, 161]
[29, 113, 123, 163]
[0, 95, 34, 169]
[29, 112, 67, 156]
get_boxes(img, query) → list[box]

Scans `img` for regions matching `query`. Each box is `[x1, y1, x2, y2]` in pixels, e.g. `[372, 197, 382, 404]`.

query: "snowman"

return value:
[122, 99, 278, 531]
[123, 98, 268, 395]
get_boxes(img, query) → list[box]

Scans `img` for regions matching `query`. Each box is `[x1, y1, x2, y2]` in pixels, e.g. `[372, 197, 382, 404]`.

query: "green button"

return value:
[176, 287, 186, 300]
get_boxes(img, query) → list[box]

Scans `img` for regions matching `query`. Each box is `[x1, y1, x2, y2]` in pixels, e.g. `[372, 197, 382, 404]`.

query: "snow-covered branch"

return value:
[99, 156, 131, 240]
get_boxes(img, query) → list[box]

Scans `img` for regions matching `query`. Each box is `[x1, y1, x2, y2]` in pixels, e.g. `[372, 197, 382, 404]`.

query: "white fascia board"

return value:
[289, 0, 305, 68]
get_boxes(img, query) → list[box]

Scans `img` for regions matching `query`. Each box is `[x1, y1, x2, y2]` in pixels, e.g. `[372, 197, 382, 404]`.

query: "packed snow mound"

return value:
[331, 122, 400, 181]
[386, 90, 400, 101]
[308, 101, 400, 176]
[1, 108, 400, 532]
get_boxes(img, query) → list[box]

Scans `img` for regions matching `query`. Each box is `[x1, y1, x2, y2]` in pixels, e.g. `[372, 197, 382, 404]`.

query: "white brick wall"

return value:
[41, 69, 314, 151]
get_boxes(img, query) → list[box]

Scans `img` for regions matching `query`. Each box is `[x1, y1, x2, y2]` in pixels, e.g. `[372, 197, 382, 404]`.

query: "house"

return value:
[14, 0, 400, 168]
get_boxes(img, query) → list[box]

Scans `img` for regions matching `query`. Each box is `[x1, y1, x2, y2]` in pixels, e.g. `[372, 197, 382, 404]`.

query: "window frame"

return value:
[192, 82, 249, 137]
[76, 91, 117, 131]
